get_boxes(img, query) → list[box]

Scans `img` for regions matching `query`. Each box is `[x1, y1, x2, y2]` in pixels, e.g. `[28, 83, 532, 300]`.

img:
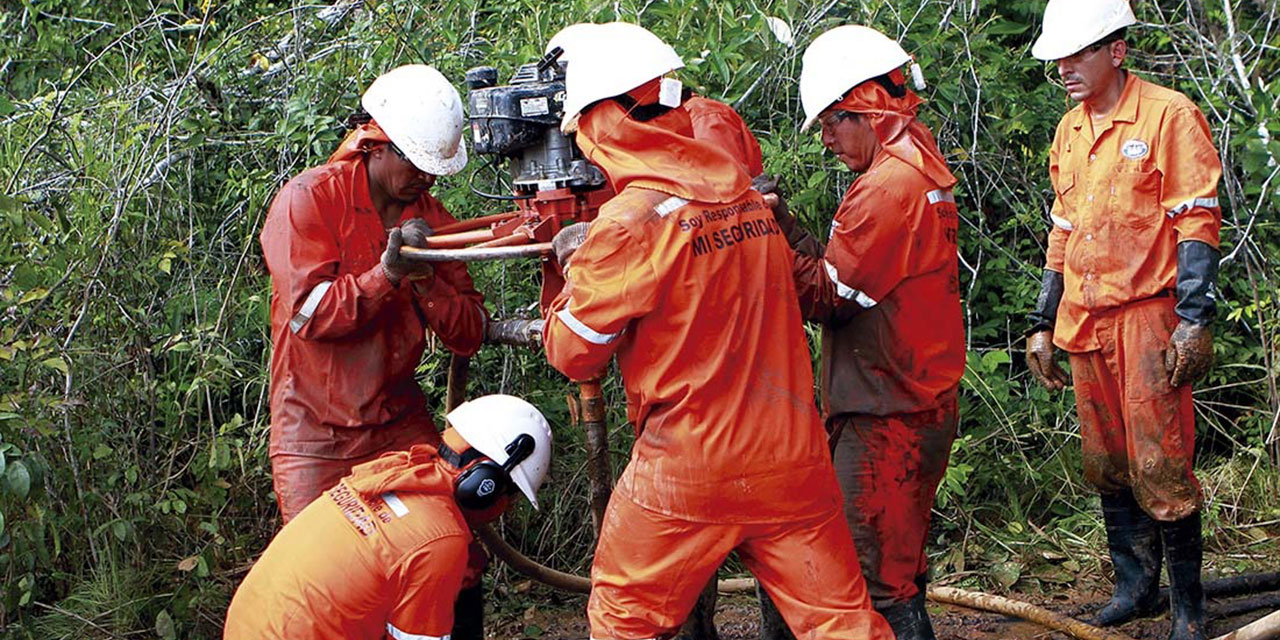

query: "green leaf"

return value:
[111, 520, 129, 541]
[980, 349, 1011, 371]
[0, 510, 5, 537]
[92, 444, 113, 460]
[6, 461, 30, 500]
[155, 609, 177, 640]
[40, 356, 69, 374]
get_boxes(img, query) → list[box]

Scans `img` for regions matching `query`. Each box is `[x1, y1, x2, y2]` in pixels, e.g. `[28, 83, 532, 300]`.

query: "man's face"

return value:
[819, 110, 879, 173]
[370, 142, 437, 203]
[1056, 40, 1126, 103]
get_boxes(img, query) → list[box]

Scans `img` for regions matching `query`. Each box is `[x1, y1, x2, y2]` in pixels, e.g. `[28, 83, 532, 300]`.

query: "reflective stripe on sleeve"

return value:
[381, 492, 409, 517]
[926, 189, 956, 205]
[1167, 196, 1220, 218]
[386, 623, 449, 640]
[653, 196, 689, 218]
[289, 281, 334, 333]
[823, 260, 878, 309]
[555, 308, 622, 345]
[1050, 214, 1074, 231]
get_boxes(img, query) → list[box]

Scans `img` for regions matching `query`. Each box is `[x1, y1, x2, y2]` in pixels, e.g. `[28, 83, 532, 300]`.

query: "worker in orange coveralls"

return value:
[224, 395, 552, 640]
[1024, 2, 1222, 639]
[541, 22, 893, 640]
[756, 25, 965, 640]
[258, 65, 489, 637]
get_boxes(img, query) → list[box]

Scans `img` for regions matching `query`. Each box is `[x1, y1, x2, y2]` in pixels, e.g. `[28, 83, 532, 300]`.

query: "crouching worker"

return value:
[223, 395, 552, 640]
[542, 22, 892, 640]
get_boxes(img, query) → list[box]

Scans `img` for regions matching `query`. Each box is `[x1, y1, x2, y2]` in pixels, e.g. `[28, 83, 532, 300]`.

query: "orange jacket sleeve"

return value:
[544, 219, 659, 381]
[1158, 103, 1222, 248]
[385, 533, 470, 639]
[263, 180, 401, 342]
[1045, 122, 1070, 274]
[410, 260, 489, 357]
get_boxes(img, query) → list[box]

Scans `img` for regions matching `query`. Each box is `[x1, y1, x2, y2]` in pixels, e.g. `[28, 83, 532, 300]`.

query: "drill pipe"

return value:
[400, 242, 552, 262]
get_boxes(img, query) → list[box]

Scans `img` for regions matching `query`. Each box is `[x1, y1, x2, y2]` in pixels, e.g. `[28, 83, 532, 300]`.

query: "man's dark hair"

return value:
[869, 72, 908, 98]
[1084, 27, 1128, 53]
[346, 107, 373, 129]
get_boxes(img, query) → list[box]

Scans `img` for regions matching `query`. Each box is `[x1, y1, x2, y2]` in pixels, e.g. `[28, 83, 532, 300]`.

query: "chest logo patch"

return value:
[1121, 139, 1150, 159]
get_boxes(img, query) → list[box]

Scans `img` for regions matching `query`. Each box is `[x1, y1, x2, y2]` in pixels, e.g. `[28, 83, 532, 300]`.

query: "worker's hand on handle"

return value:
[552, 223, 591, 268]
[1025, 330, 1070, 391]
[400, 218, 434, 248]
[751, 174, 797, 236]
[1165, 321, 1213, 387]
[381, 227, 435, 285]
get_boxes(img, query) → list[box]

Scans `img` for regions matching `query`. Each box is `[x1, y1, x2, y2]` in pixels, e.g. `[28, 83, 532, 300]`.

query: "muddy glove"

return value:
[381, 227, 434, 285]
[400, 218, 434, 248]
[552, 222, 590, 268]
[751, 173, 797, 237]
[1165, 240, 1219, 387]
[1025, 269, 1069, 390]
[1026, 330, 1070, 391]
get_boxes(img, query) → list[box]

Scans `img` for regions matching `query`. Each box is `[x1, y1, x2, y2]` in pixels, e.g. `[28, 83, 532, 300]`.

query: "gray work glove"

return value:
[751, 173, 797, 236]
[381, 227, 435, 285]
[400, 218, 434, 248]
[552, 222, 591, 267]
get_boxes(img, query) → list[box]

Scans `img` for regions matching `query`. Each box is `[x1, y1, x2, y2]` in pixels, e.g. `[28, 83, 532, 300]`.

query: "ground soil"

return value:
[491, 582, 1278, 640]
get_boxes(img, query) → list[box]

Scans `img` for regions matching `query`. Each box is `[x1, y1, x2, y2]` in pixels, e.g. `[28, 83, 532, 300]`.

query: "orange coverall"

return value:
[261, 123, 487, 522]
[543, 92, 891, 640]
[786, 80, 965, 607]
[685, 95, 765, 176]
[224, 445, 470, 640]
[1044, 72, 1221, 520]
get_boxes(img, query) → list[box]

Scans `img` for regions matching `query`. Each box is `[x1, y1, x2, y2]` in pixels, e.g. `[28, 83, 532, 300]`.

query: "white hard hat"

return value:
[553, 22, 684, 133]
[361, 64, 468, 176]
[448, 394, 553, 509]
[545, 22, 594, 62]
[1031, 0, 1136, 61]
[799, 25, 912, 132]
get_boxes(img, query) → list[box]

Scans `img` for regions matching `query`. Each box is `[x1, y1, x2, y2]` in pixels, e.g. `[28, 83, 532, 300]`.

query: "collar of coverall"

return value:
[1074, 70, 1140, 129]
[328, 121, 392, 164]
[575, 80, 752, 204]
[833, 69, 957, 190]
[340, 443, 457, 499]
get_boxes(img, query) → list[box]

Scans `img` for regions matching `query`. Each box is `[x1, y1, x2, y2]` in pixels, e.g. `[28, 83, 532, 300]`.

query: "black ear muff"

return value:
[454, 434, 536, 512]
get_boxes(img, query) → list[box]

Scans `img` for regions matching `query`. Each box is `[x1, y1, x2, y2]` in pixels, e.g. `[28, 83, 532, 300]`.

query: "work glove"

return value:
[1026, 269, 1064, 336]
[1165, 240, 1219, 387]
[751, 173, 797, 237]
[1026, 329, 1070, 391]
[400, 218, 434, 248]
[1165, 322, 1213, 387]
[381, 227, 434, 286]
[552, 222, 590, 267]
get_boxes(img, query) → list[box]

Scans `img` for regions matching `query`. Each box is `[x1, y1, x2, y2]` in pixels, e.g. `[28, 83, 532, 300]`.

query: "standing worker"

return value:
[541, 22, 892, 640]
[1024, 2, 1221, 639]
[759, 25, 965, 640]
[224, 395, 552, 640]
[259, 65, 489, 636]
[546, 27, 768, 640]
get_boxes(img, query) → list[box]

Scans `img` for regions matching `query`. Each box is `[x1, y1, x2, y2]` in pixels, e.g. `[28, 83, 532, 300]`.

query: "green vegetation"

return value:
[2, 0, 1277, 637]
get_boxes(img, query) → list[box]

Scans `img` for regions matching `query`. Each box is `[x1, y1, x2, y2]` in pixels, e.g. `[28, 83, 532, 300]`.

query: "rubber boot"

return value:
[452, 584, 484, 640]
[1161, 512, 1206, 640]
[1092, 491, 1163, 626]
[879, 590, 937, 640]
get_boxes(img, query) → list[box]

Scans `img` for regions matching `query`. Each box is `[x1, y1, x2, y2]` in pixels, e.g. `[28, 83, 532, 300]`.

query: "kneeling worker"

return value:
[223, 395, 553, 640]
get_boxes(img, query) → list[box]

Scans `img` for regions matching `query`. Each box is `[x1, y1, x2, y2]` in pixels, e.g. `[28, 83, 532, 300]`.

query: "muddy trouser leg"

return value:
[828, 395, 958, 639]
[756, 583, 793, 640]
[1072, 298, 1203, 633]
[676, 575, 720, 640]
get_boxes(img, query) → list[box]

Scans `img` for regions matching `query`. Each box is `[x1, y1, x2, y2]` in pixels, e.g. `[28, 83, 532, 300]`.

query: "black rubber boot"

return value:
[1162, 512, 1207, 640]
[879, 590, 937, 640]
[452, 584, 485, 640]
[1092, 491, 1163, 627]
